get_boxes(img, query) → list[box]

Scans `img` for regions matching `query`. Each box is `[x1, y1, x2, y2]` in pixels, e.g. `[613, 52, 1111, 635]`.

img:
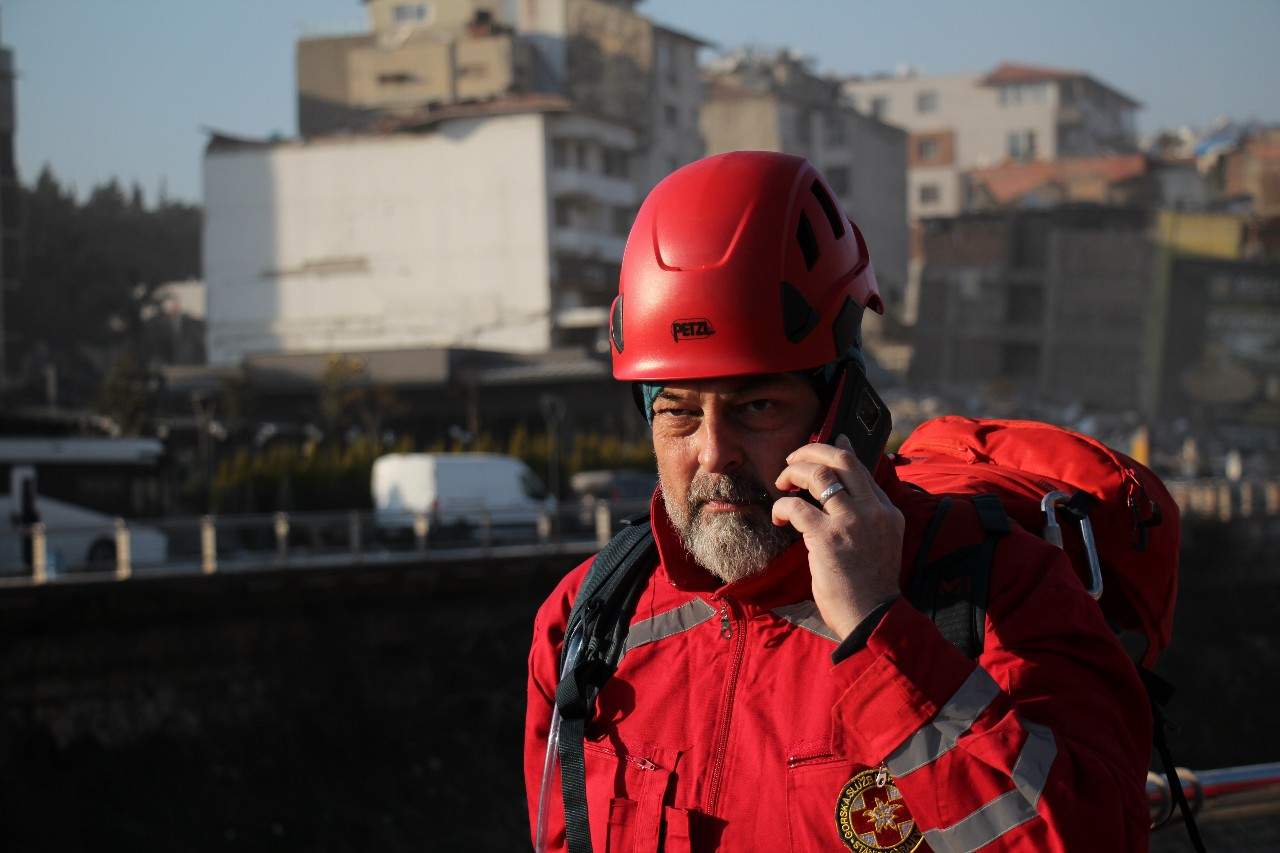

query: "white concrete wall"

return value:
[203, 112, 553, 366]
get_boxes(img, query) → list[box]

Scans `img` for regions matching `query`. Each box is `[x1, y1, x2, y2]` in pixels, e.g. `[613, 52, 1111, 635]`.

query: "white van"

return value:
[371, 453, 549, 543]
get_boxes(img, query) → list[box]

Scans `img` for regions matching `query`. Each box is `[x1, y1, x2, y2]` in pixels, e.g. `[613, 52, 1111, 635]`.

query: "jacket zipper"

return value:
[705, 596, 745, 815]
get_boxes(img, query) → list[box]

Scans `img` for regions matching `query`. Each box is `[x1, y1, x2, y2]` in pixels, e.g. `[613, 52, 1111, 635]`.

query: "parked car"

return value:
[371, 453, 550, 545]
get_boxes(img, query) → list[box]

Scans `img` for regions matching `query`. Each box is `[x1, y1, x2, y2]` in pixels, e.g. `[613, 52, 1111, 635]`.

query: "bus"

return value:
[0, 437, 170, 577]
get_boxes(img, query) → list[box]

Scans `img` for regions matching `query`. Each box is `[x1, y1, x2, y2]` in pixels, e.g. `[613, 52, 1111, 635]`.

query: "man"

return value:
[525, 152, 1151, 851]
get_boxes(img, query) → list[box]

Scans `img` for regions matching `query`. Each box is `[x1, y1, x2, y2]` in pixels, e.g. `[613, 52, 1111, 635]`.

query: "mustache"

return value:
[687, 471, 773, 509]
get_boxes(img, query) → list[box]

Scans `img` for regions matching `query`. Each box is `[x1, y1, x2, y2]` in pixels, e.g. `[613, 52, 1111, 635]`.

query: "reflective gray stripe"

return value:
[622, 598, 716, 654]
[771, 600, 839, 643]
[886, 667, 1002, 777]
[922, 719, 1058, 852]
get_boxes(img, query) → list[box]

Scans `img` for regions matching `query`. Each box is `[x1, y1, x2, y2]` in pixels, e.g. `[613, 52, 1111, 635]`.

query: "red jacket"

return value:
[525, 464, 1151, 852]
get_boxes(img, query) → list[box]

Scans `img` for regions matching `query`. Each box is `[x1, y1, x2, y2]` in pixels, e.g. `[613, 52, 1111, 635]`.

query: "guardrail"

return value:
[8, 478, 1279, 585]
[1150, 762, 1280, 829]
[1, 499, 651, 585]
[1166, 479, 1280, 522]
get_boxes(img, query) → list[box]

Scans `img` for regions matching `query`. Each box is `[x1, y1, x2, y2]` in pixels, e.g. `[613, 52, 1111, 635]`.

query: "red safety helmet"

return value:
[609, 151, 883, 382]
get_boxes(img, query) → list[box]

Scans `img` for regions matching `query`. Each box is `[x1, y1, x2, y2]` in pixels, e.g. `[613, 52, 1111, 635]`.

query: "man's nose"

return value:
[696, 408, 743, 474]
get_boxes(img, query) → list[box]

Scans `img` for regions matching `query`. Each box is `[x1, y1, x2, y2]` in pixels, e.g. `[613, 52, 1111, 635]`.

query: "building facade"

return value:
[700, 50, 909, 324]
[204, 104, 638, 366]
[201, 0, 711, 369]
[297, 0, 706, 194]
[909, 208, 1154, 412]
[842, 62, 1140, 220]
[0, 29, 16, 386]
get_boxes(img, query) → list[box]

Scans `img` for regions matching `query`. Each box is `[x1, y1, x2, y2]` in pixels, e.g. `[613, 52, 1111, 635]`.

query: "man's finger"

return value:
[771, 495, 827, 532]
[786, 439, 877, 502]
[774, 460, 846, 495]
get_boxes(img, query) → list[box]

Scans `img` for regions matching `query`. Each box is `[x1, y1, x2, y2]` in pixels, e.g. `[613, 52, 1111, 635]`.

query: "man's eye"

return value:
[743, 399, 775, 414]
[654, 408, 693, 418]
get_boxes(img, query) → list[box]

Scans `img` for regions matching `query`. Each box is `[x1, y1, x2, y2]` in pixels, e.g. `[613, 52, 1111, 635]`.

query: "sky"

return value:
[5, 0, 1279, 204]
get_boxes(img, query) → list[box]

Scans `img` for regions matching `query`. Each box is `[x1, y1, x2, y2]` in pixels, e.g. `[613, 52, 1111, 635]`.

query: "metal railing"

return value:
[1150, 762, 1280, 829]
[1, 498, 651, 585]
[1166, 479, 1280, 522]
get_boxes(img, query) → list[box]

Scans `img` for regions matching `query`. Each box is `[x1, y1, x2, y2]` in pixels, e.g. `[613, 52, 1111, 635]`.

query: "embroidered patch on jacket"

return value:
[834, 766, 923, 852]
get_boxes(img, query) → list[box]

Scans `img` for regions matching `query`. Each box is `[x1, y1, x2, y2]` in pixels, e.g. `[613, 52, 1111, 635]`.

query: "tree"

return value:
[96, 350, 151, 436]
[316, 354, 403, 446]
[8, 166, 202, 413]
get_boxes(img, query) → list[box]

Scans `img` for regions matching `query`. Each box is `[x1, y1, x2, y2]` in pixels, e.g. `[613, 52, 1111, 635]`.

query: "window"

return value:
[999, 83, 1048, 107]
[664, 104, 679, 127]
[1005, 285, 1044, 325]
[574, 140, 589, 170]
[826, 166, 851, 196]
[554, 197, 573, 228]
[377, 71, 420, 85]
[824, 113, 847, 146]
[611, 206, 634, 236]
[916, 90, 938, 113]
[602, 147, 630, 179]
[870, 96, 889, 119]
[0, 136, 14, 177]
[1008, 130, 1037, 161]
[918, 183, 940, 205]
[795, 109, 813, 145]
[393, 3, 428, 24]
[1001, 342, 1040, 380]
[550, 137, 570, 166]
[916, 137, 938, 162]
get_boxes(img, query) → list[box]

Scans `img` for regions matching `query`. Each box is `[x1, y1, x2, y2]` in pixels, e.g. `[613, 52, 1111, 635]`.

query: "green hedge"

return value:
[208, 430, 655, 513]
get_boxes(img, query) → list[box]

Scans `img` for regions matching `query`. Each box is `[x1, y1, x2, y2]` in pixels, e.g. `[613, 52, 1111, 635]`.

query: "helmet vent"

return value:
[609, 295, 624, 353]
[832, 296, 865, 357]
[796, 211, 820, 271]
[810, 180, 846, 240]
[781, 282, 819, 343]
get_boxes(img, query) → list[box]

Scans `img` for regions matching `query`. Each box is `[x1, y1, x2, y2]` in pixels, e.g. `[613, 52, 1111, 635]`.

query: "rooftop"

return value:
[966, 154, 1149, 205]
[980, 61, 1141, 107]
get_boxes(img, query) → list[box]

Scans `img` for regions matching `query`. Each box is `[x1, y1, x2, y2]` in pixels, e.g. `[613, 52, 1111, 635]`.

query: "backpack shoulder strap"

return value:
[908, 494, 1010, 660]
[554, 517, 658, 853]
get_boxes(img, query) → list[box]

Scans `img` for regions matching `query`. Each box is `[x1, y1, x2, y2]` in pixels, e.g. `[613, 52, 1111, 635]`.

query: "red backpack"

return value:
[893, 416, 1179, 669]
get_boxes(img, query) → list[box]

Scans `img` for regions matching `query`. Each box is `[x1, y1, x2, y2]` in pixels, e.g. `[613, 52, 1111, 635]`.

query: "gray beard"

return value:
[660, 469, 799, 585]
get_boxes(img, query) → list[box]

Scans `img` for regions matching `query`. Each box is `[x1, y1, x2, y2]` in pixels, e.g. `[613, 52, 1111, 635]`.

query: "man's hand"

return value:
[772, 434, 905, 640]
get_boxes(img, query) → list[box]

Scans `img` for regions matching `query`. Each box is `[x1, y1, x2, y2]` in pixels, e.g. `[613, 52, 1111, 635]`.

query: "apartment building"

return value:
[296, 0, 707, 192]
[700, 50, 909, 321]
[202, 1, 714, 367]
[203, 102, 640, 366]
[909, 207, 1154, 411]
[842, 62, 1140, 220]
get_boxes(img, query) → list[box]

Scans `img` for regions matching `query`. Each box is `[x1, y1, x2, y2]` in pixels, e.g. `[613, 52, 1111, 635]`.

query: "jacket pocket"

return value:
[786, 750, 859, 853]
[786, 748, 925, 853]
[584, 741, 683, 853]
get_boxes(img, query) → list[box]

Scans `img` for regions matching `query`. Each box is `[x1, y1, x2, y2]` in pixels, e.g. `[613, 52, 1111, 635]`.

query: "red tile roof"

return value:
[981, 62, 1083, 86]
[980, 61, 1141, 107]
[967, 154, 1149, 205]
